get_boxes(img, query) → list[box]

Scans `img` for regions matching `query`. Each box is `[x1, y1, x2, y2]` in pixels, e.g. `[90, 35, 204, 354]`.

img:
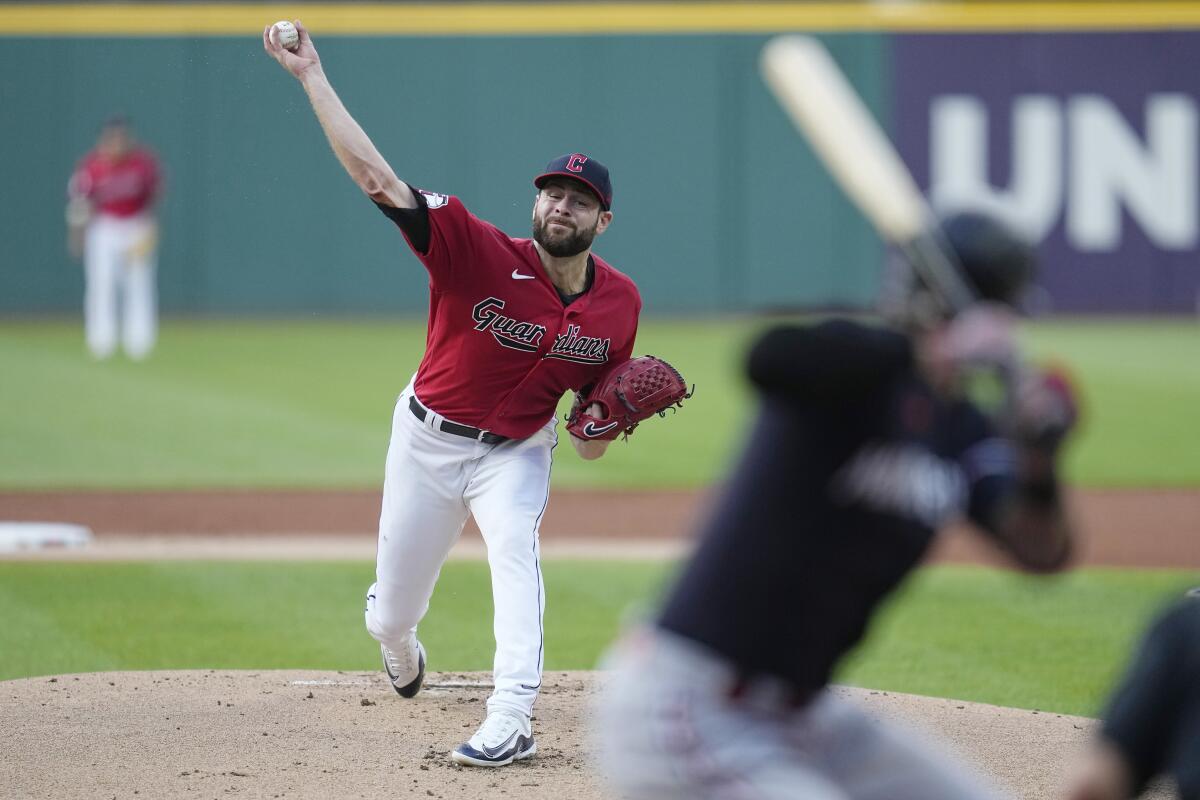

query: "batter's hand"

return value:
[1012, 365, 1079, 452]
[918, 302, 1018, 393]
[263, 20, 321, 78]
[933, 303, 1017, 371]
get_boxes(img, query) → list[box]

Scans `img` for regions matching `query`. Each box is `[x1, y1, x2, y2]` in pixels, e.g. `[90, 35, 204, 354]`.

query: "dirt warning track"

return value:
[0, 487, 1196, 567]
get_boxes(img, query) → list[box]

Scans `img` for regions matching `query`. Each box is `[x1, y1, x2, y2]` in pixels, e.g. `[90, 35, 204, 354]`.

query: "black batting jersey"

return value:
[1101, 599, 1200, 800]
[658, 319, 1019, 693]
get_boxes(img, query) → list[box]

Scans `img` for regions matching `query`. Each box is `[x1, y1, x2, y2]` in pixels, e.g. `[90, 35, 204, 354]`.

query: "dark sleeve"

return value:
[374, 185, 430, 254]
[746, 319, 914, 405]
[956, 408, 1020, 533]
[1101, 600, 1200, 796]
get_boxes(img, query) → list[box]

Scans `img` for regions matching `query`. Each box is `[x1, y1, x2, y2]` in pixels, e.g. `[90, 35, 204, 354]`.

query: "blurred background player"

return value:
[66, 116, 161, 361]
[263, 21, 642, 767]
[1065, 595, 1200, 800]
[595, 212, 1080, 800]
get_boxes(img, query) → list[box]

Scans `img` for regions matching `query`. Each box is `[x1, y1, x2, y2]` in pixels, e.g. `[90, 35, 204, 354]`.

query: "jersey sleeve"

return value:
[374, 188, 492, 289]
[375, 186, 431, 254]
[957, 407, 1020, 533]
[746, 319, 914, 405]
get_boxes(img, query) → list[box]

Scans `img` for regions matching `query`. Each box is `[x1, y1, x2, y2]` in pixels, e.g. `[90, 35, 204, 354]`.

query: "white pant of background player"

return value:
[364, 379, 556, 719]
[83, 213, 157, 360]
[596, 629, 1007, 800]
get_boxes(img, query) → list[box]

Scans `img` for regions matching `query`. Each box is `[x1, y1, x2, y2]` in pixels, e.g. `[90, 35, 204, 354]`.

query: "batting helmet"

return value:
[941, 211, 1036, 307]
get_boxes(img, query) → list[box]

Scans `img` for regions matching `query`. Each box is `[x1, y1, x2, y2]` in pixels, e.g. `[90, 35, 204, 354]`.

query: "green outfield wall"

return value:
[5, 2, 1196, 315]
[0, 29, 885, 314]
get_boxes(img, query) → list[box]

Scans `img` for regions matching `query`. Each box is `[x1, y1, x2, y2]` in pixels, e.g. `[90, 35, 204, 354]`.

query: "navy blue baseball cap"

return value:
[534, 153, 612, 210]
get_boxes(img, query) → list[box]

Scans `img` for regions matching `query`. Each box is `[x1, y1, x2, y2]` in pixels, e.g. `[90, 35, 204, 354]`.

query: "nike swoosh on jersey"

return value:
[582, 421, 619, 437]
[512, 269, 536, 280]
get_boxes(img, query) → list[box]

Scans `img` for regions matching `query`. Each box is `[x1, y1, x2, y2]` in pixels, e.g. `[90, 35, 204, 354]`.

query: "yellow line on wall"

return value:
[2, 3, 1200, 36]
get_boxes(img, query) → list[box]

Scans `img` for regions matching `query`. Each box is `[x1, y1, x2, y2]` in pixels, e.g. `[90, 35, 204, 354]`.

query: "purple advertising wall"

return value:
[893, 33, 1199, 313]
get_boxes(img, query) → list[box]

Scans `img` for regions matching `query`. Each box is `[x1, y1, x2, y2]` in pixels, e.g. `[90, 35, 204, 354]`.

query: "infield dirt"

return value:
[1, 670, 1177, 800]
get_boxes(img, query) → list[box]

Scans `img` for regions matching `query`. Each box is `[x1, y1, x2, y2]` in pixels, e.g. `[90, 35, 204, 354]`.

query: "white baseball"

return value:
[272, 20, 299, 51]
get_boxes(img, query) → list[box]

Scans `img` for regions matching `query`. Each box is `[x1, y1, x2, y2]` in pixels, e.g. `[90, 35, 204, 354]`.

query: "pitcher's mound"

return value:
[0, 669, 1170, 800]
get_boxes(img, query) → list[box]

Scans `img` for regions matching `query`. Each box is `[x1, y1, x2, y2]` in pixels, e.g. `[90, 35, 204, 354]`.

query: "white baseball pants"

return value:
[365, 383, 556, 719]
[83, 213, 157, 360]
[595, 628, 1009, 800]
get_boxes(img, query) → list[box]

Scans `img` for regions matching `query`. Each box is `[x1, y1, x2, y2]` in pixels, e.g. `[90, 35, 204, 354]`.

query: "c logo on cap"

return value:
[566, 154, 588, 172]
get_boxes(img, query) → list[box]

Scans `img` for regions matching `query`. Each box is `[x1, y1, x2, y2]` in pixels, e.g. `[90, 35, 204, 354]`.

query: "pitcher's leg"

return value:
[83, 222, 118, 360]
[466, 427, 555, 719]
[366, 396, 471, 655]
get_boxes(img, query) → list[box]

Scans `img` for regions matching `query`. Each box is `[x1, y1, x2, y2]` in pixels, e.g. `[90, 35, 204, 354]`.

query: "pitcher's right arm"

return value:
[263, 21, 415, 210]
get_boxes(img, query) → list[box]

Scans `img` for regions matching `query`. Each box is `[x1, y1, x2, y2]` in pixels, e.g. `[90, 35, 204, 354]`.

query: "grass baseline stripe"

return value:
[2, 3, 1200, 36]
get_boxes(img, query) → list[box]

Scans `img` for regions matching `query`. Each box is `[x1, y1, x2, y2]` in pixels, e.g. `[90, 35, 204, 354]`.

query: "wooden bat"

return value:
[759, 35, 977, 315]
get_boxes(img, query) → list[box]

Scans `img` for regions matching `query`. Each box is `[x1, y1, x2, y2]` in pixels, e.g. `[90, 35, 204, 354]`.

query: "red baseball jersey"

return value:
[69, 149, 159, 218]
[391, 190, 641, 440]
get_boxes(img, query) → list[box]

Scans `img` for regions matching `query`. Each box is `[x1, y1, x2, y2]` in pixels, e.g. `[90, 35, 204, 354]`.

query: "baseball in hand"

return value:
[272, 20, 299, 51]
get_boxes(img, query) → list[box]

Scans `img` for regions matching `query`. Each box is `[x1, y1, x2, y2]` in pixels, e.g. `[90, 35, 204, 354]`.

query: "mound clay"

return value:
[2, 670, 1176, 799]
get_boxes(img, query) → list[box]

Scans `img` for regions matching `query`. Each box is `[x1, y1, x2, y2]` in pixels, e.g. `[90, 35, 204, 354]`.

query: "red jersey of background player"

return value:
[69, 149, 159, 218]
[379, 189, 641, 440]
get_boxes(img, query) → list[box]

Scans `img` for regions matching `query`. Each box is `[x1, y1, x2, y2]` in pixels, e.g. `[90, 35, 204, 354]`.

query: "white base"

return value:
[0, 522, 94, 552]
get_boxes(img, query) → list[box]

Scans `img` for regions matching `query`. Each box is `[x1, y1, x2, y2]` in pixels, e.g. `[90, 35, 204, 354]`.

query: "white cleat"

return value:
[451, 710, 536, 767]
[381, 640, 425, 699]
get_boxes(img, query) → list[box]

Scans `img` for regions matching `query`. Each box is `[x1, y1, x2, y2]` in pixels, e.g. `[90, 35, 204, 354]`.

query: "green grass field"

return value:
[1, 560, 1195, 717]
[1, 317, 1196, 718]
[1, 317, 1197, 488]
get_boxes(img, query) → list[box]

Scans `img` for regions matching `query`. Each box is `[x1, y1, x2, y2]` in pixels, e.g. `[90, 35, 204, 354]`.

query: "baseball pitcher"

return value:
[263, 21, 689, 767]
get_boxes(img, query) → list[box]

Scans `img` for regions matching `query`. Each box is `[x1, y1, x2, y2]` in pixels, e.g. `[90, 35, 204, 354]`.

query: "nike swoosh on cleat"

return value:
[480, 735, 519, 758]
[512, 269, 536, 280]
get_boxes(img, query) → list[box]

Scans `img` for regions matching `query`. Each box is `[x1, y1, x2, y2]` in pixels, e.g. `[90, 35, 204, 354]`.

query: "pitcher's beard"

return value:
[533, 217, 597, 257]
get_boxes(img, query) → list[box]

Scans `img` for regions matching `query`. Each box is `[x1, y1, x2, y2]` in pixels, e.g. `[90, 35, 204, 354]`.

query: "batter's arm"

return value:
[747, 320, 914, 404]
[985, 364, 1080, 572]
[263, 21, 415, 210]
[985, 448, 1074, 573]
